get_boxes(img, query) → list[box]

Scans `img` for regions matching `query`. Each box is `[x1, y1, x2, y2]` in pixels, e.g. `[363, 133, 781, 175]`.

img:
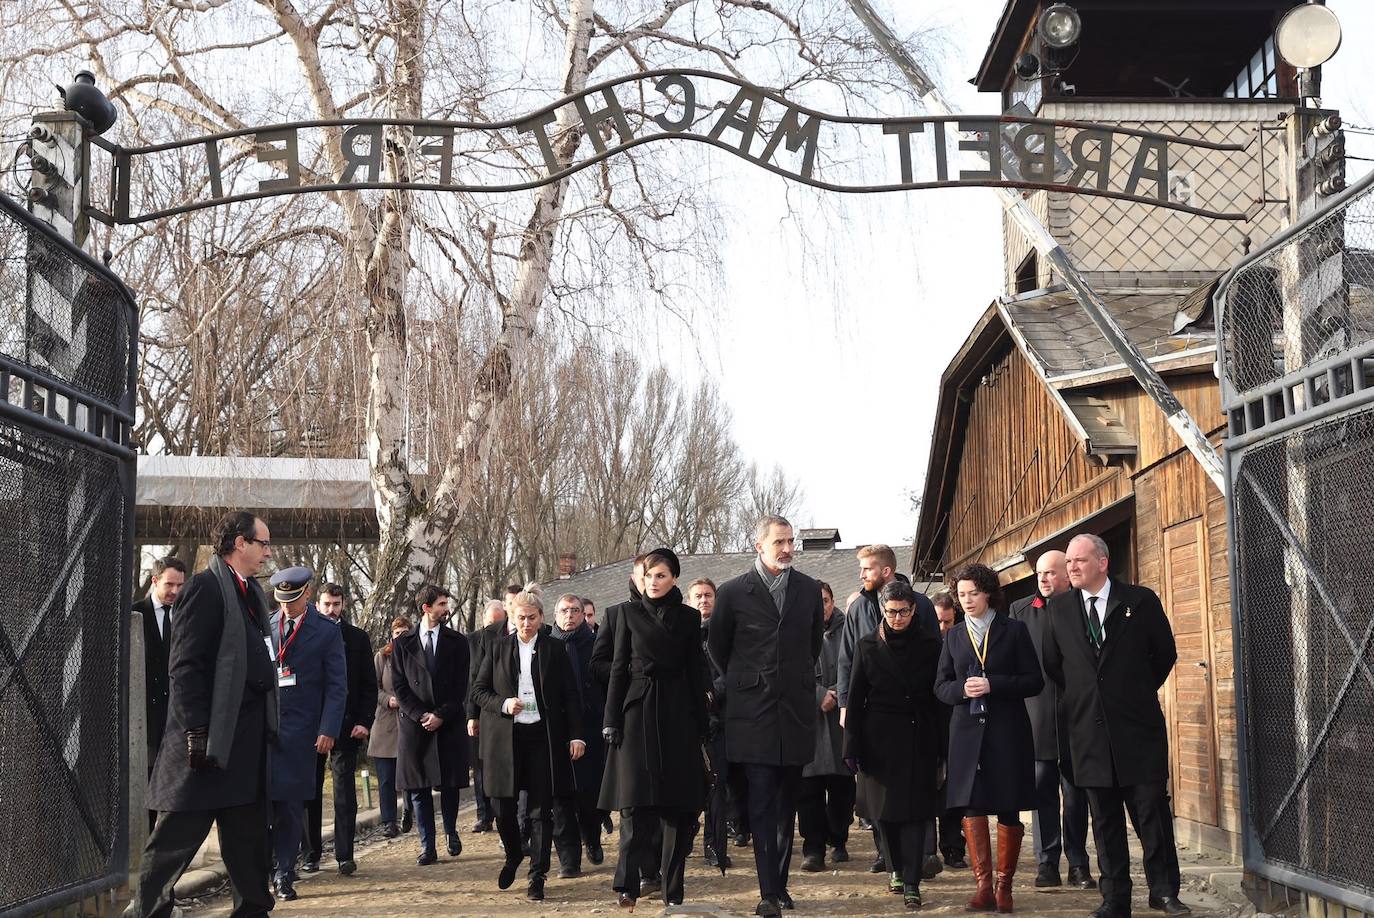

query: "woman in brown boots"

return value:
[935, 563, 1043, 913]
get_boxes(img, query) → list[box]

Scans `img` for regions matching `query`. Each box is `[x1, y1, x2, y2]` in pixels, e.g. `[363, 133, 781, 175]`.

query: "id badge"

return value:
[277, 666, 297, 688]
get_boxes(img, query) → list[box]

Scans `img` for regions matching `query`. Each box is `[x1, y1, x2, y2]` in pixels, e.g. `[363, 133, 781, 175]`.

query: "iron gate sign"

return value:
[88, 69, 1254, 225]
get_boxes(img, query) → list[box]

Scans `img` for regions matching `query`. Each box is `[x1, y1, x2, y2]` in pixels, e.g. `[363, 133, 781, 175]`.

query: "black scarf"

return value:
[641, 586, 683, 617]
[880, 619, 931, 690]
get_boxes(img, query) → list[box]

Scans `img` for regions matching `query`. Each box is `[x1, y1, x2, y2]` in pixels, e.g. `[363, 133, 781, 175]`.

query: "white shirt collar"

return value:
[420, 621, 441, 642]
[1082, 578, 1112, 609]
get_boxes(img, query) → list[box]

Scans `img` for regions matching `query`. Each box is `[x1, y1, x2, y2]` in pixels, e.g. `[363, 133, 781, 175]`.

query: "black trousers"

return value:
[740, 763, 801, 900]
[553, 788, 602, 869]
[1032, 758, 1091, 869]
[938, 809, 966, 860]
[797, 773, 856, 858]
[473, 757, 493, 825]
[880, 819, 925, 887]
[302, 751, 327, 862]
[129, 801, 272, 918]
[1086, 781, 1181, 908]
[613, 806, 695, 903]
[496, 722, 554, 879]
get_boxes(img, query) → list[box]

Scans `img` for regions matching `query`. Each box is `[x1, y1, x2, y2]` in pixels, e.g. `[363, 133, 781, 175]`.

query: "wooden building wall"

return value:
[1135, 435, 1240, 859]
[938, 341, 1239, 857]
[942, 344, 1123, 573]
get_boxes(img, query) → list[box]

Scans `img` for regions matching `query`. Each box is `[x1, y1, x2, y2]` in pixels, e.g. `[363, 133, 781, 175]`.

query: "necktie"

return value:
[158, 605, 168, 640]
[1087, 596, 1103, 648]
[425, 630, 437, 671]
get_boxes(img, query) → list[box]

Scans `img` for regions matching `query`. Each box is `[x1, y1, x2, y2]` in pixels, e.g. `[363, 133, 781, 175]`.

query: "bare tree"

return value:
[2, 0, 924, 631]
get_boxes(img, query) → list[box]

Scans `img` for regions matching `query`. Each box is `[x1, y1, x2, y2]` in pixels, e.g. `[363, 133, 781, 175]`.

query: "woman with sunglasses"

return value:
[934, 563, 1043, 913]
[842, 579, 944, 909]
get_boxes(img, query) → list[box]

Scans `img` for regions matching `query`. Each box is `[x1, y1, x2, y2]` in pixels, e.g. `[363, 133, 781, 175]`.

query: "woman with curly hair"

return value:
[935, 563, 1043, 913]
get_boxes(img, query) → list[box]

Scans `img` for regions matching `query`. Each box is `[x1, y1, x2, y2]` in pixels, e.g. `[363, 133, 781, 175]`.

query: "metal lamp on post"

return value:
[1274, 1, 1342, 105]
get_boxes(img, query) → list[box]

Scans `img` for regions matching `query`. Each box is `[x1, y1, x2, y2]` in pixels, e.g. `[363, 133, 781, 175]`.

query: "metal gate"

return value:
[1215, 167, 1374, 913]
[0, 192, 138, 915]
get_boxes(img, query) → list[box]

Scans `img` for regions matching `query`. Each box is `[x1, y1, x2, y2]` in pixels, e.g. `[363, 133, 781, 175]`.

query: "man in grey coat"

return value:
[708, 516, 823, 918]
[797, 582, 854, 873]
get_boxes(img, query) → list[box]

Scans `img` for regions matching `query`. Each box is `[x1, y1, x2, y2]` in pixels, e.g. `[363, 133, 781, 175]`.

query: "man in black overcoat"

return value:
[392, 584, 471, 865]
[127, 512, 277, 918]
[1008, 550, 1095, 890]
[133, 556, 187, 832]
[708, 516, 824, 918]
[1042, 534, 1188, 918]
[549, 593, 606, 875]
[467, 599, 507, 833]
[300, 583, 376, 876]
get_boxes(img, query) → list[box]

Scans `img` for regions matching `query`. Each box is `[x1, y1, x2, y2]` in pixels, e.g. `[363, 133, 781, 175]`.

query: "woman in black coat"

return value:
[843, 580, 944, 910]
[935, 563, 1044, 913]
[471, 592, 585, 902]
[599, 548, 710, 910]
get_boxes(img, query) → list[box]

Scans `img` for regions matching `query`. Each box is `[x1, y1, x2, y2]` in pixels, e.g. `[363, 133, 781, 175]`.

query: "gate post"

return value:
[26, 110, 90, 251]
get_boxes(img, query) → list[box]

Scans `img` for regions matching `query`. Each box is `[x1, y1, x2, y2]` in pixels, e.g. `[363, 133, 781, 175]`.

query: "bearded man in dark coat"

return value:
[708, 516, 823, 918]
[127, 512, 277, 918]
[1042, 534, 1187, 918]
[392, 583, 471, 865]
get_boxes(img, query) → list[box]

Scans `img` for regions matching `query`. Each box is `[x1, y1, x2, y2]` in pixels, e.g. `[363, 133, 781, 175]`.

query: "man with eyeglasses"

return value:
[130, 512, 278, 918]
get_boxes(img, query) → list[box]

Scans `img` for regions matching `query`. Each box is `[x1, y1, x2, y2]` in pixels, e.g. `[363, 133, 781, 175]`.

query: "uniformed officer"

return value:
[267, 566, 346, 900]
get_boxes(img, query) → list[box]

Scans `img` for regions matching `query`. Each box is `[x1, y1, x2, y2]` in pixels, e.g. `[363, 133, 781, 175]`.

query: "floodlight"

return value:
[1276, 3, 1342, 70]
[1039, 4, 1083, 51]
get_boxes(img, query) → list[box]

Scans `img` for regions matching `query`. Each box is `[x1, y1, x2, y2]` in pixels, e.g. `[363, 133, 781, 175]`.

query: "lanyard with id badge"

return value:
[276, 615, 302, 687]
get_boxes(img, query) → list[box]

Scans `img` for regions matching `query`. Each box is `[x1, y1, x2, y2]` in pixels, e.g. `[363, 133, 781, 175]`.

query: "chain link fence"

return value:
[0, 192, 137, 917]
[1217, 169, 1374, 912]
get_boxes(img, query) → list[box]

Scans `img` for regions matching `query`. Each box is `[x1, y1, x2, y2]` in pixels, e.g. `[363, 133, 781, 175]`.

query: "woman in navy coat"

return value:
[935, 563, 1043, 914]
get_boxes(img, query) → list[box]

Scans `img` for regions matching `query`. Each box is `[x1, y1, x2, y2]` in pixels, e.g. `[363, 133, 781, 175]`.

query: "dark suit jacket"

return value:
[1008, 593, 1067, 761]
[335, 619, 377, 745]
[1041, 580, 1178, 788]
[708, 566, 824, 767]
[590, 599, 634, 688]
[134, 595, 172, 766]
[471, 631, 583, 801]
[465, 620, 506, 721]
[393, 624, 471, 790]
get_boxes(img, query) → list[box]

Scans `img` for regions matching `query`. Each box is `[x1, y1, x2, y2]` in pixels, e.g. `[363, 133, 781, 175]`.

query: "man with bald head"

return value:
[1009, 551, 1093, 890]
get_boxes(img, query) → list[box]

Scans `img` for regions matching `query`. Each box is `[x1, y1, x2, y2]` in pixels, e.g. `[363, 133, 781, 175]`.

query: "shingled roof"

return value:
[555, 545, 920, 615]
[1000, 285, 1216, 382]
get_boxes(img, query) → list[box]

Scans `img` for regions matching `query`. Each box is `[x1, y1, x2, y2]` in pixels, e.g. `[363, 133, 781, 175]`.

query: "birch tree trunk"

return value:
[361, 0, 598, 628]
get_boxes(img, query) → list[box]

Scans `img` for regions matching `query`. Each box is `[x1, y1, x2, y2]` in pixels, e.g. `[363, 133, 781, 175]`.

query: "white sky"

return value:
[669, 0, 1374, 548]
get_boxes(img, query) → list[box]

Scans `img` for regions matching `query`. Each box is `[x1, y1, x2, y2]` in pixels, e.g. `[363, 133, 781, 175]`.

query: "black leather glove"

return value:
[602, 726, 622, 748]
[187, 727, 210, 771]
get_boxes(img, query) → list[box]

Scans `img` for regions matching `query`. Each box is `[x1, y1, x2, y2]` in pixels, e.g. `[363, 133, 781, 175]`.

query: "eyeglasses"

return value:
[245, 537, 271, 547]
[882, 606, 915, 617]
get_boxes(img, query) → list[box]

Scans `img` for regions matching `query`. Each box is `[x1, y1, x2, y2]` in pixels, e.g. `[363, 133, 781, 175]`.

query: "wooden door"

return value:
[1162, 518, 1221, 826]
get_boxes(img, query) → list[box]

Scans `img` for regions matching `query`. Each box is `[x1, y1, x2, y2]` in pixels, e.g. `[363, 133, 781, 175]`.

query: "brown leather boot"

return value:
[995, 821, 1025, 913]
[962, 816, 996, 911]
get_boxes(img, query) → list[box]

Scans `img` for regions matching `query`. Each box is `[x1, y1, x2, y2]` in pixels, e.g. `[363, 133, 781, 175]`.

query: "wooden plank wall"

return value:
[1135, 437, 1241, 859]
[943, 346, 1123, 572]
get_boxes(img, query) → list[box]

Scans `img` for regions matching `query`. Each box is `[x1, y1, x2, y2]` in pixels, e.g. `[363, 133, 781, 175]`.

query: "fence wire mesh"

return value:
[1231, 408, 1374, 899]
[1220, 181, 1374, 396]
[0, 193, 135, 916]
[1219, 172, 1374, 908]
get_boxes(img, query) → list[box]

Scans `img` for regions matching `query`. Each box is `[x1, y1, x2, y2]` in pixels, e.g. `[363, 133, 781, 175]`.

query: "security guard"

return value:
[267, 566, 346, 900]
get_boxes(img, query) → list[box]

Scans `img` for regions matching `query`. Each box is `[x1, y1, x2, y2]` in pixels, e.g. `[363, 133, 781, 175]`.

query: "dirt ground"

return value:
[185, 806, 1241, 918]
